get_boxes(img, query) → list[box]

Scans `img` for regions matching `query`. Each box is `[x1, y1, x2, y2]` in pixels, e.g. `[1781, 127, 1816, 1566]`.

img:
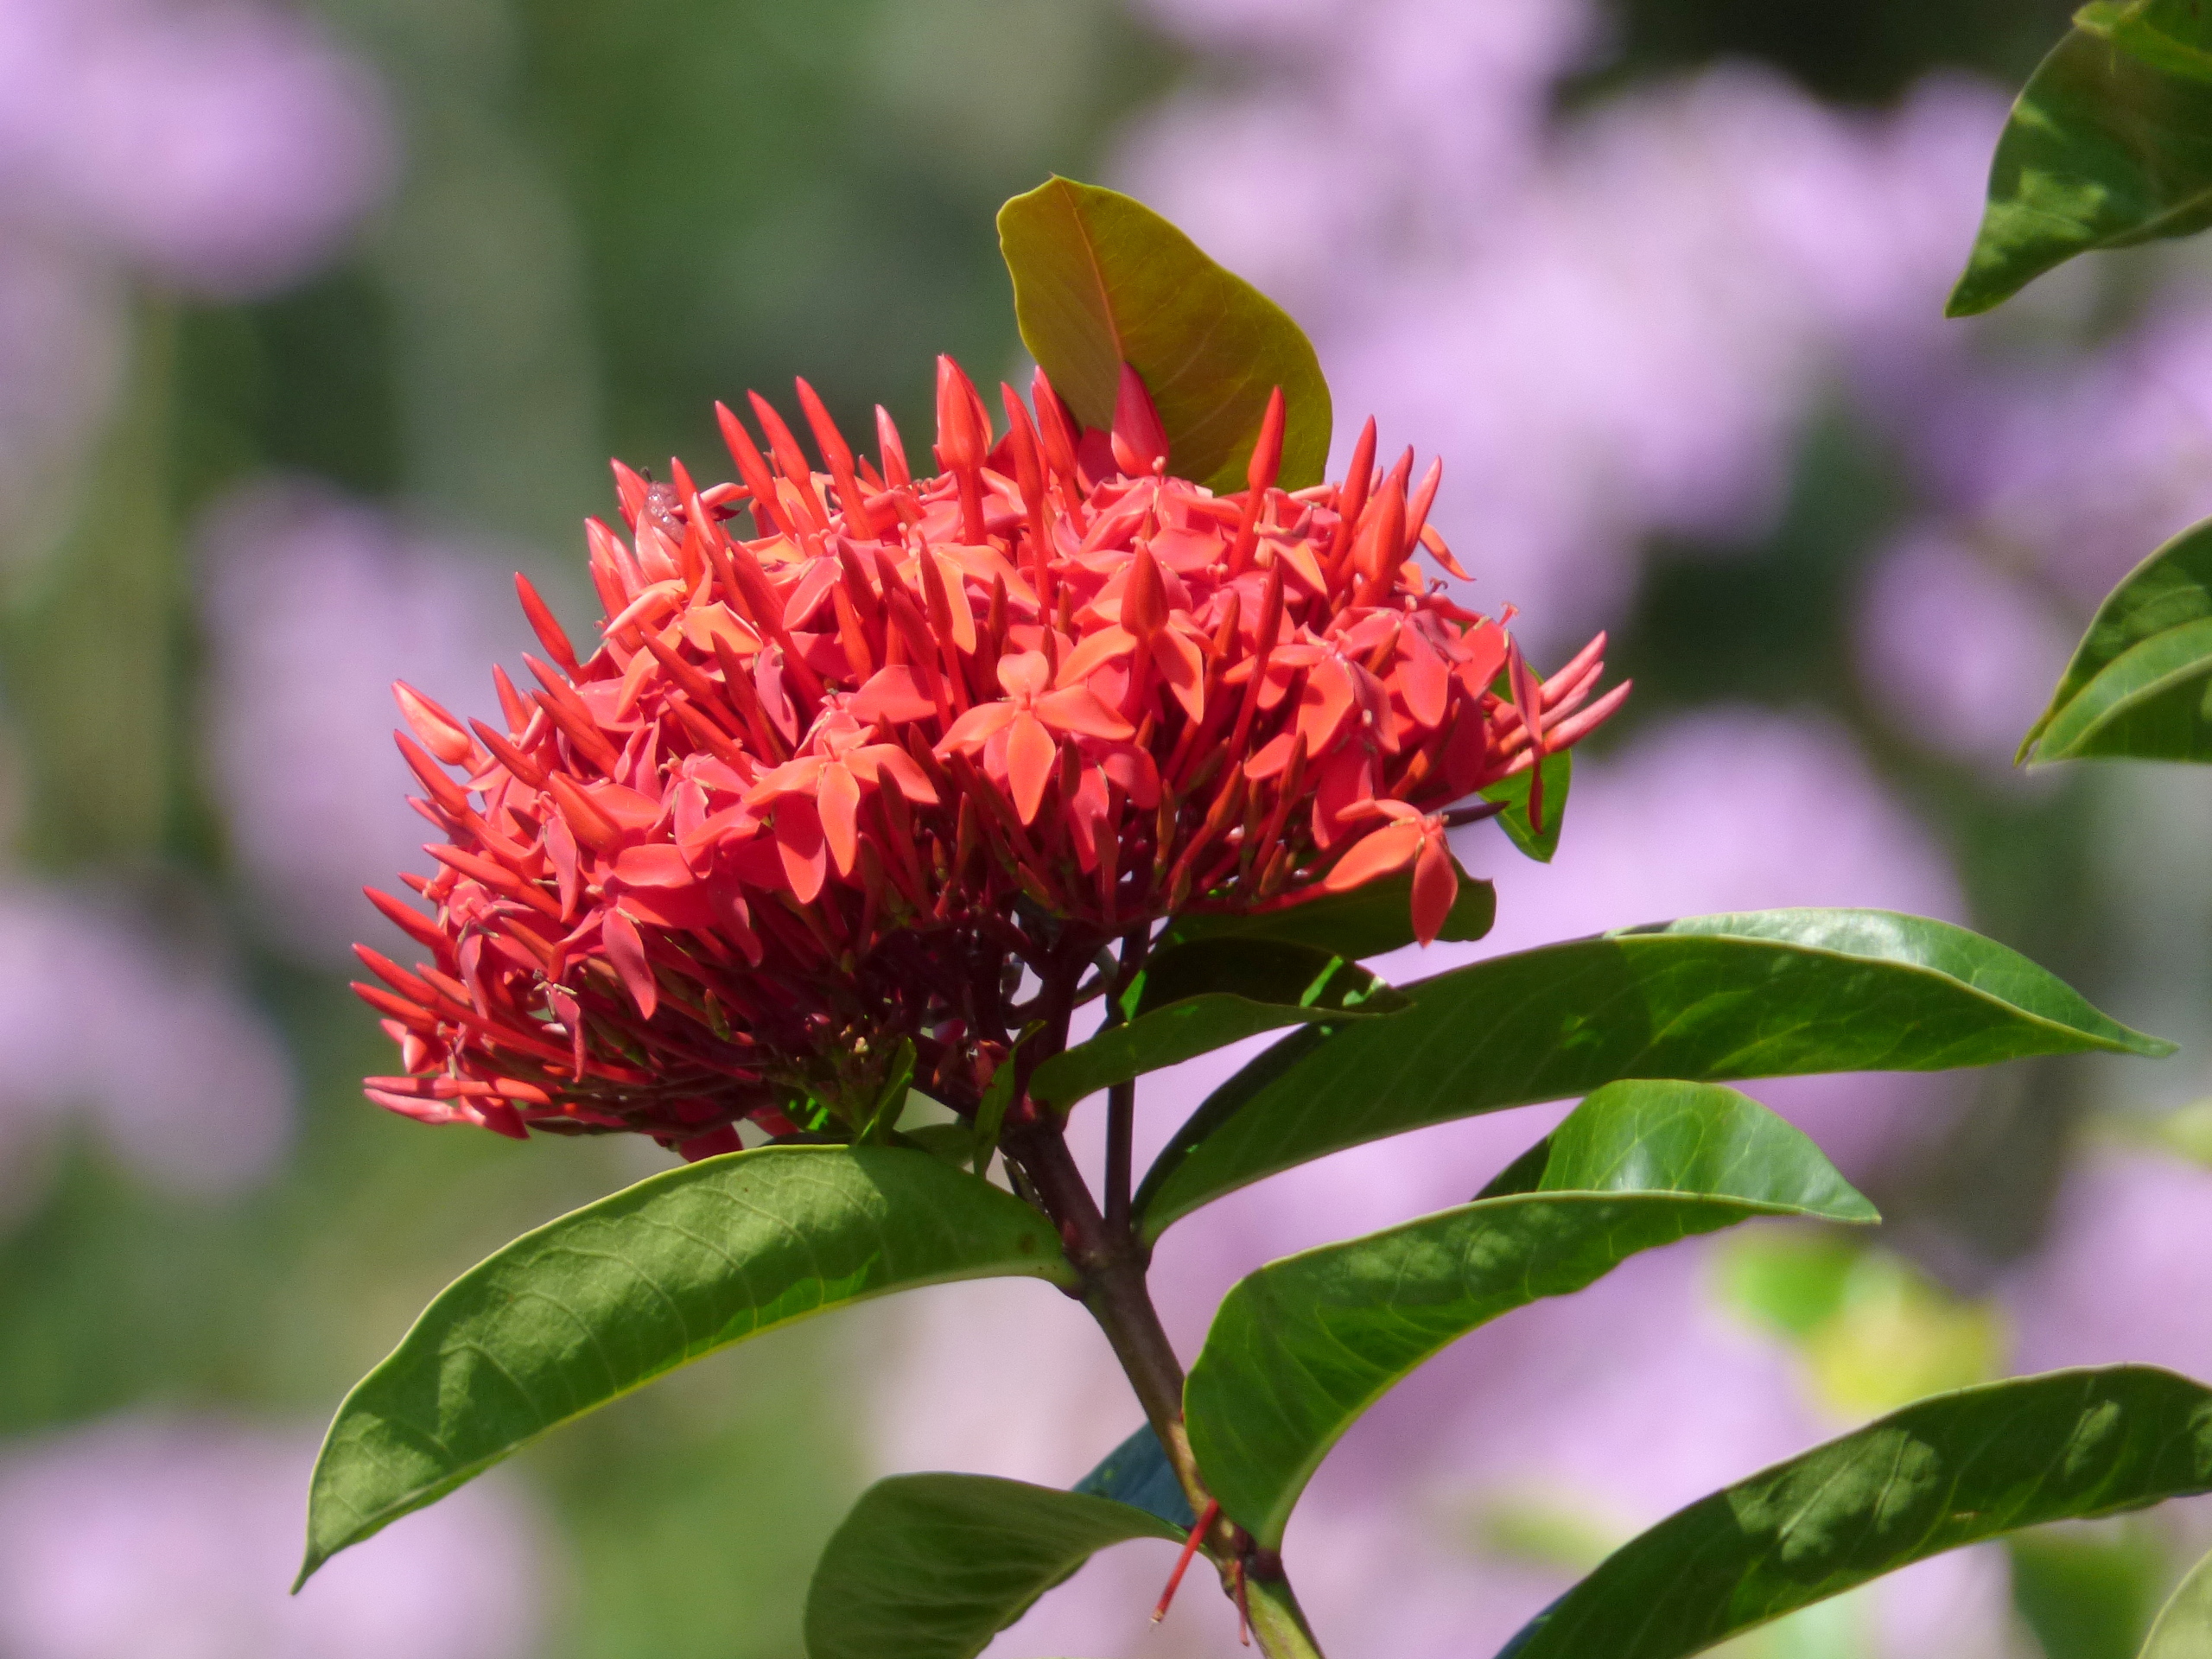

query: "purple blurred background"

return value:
[1, 0, 2209, 1654]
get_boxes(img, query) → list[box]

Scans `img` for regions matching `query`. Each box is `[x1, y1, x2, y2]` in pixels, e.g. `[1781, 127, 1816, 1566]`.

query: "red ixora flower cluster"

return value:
[353, 359, 1626, 1155]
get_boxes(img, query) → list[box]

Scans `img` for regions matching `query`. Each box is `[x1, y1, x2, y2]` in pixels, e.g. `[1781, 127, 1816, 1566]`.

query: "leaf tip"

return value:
[1834, 1192, 1884, 1226]
[1942, 283, 1999, 320]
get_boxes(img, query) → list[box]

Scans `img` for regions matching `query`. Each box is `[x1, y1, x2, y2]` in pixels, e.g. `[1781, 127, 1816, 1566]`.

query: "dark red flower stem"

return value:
[1102, 922, 1153, 1239]
[1104, 1078, 1135, 1238]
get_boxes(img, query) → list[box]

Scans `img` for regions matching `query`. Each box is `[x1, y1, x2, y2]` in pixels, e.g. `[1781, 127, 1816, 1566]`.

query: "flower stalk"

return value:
[1001, 981, 1327, 1659]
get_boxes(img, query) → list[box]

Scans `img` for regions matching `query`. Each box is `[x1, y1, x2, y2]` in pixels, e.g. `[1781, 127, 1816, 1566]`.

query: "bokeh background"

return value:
[3, 0, 2211, 1655]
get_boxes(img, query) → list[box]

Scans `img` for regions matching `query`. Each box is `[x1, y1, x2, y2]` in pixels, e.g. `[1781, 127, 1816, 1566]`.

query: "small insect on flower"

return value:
[350, 360, 1626, 1152]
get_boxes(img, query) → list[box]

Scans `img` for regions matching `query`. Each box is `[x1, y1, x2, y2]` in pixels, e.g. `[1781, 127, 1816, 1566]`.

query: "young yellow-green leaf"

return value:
[2142, 1542, 2212, 1657]
[2021, 514, 2212, 762]
[1027, 938, 1404, 1110]
[1484, 747, 1573, 862]
[804, 1474, 1182, 1659]
[1949, 0, 2212, 316]
[1184, 1082, 1874, 1546]
[997, 176, 1332, 493]
[1162, 861, 1497, 962]
[300, 1147, 1071, 1586]
[1498, 1367, 2212, 1658]
[1135, 910, 2168, 1242]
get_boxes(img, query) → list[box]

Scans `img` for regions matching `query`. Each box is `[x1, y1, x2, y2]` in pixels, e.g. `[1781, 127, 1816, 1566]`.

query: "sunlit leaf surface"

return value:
[1500, 1367, 2212, 1658]
[1185, 1081, 1875, 1545]
[1135, 910, 2169, 1241]
[300, 1147, 1071, 1583]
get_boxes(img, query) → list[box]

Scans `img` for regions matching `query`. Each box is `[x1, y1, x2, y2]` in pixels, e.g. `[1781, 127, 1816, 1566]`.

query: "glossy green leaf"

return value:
[2022, 515, 2212, 762]
[1071, 1422, 1197, 1530]
[1498, 1366, 2212, 1658]
[1135, 909, 2169, 1241]
[1949, 0, 2212, 316]
[1484, 747, 1572, 862]
[1027, 938, 1403, 1110]
[1185, 1081, 1875, 1546]
[997, 176, 1332, 493]
[2141, 1542, 2212, 1656]
[804, 1473, 1182, 1659]
[300, 1147, 1071, 1585]
[1162, 859, 1497, 961]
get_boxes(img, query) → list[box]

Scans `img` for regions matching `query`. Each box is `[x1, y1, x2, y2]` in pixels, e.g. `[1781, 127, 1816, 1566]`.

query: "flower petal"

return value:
[1296, 658, 1357, 754]
[1100, 743, 1160, 810]
[1037, 685, 1136, 741]
[1055, 625, 1137, 690]
[1311, 746, 1373, 849]
[997, 649, 1052, 701]
[1006, 712, 1058, 825]
[773, 797, 829, 903]
[610, 844, 697, 889]
[855, 744, 938, 804]
[1244, 731, 1299, 780]
[782, 557, 842, 631]
[936, 701, 1016, 753]
[849, 664, 937, 725]
[1321, 818, 1422, 893]
[819, 761, 861, 876]
[602, 907, 659, 1020]
[1151, 628, 1206, 721]
[1411, 827, 1457, 946]
[1394, 629, 1451, 729]
[743, 754, 826, 808]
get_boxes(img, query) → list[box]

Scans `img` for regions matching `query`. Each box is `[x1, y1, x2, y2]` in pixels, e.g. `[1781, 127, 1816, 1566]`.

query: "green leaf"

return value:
[2081, 0, 2212, 79]
[2022, 515, 2212, 762]
[969, 1027, 1033, 1175]
[1949, 0, 2212, 316]
[2010, 1524, 2165, 1659]
[1071, 1422, 1197, 1531]
[1027, 938, 1404, 1111]
[897, 1122, 979, 1167]
[1483, 747, 1572, 862]
[1161, 860, 1497, 961]
[300, 1146, 1071, 1586]
[804, 1473, 1182, 1659]
[2142, 1542, 2212, 1657]
[997, 176, 1332, 493]
[1498, 1366, 2212, 1659]
[1135, 909, 2169, 1241]
[1185, 1081, 1875, 1547]
[857, 1037, 918, 1143]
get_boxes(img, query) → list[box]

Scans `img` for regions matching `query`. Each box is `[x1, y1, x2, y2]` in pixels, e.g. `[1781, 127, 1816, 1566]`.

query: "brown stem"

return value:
[1001, 1116, 1329, 1659]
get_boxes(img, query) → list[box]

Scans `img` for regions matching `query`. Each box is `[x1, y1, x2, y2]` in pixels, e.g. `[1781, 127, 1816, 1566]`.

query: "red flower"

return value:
[352, 359, 1627, 1152]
